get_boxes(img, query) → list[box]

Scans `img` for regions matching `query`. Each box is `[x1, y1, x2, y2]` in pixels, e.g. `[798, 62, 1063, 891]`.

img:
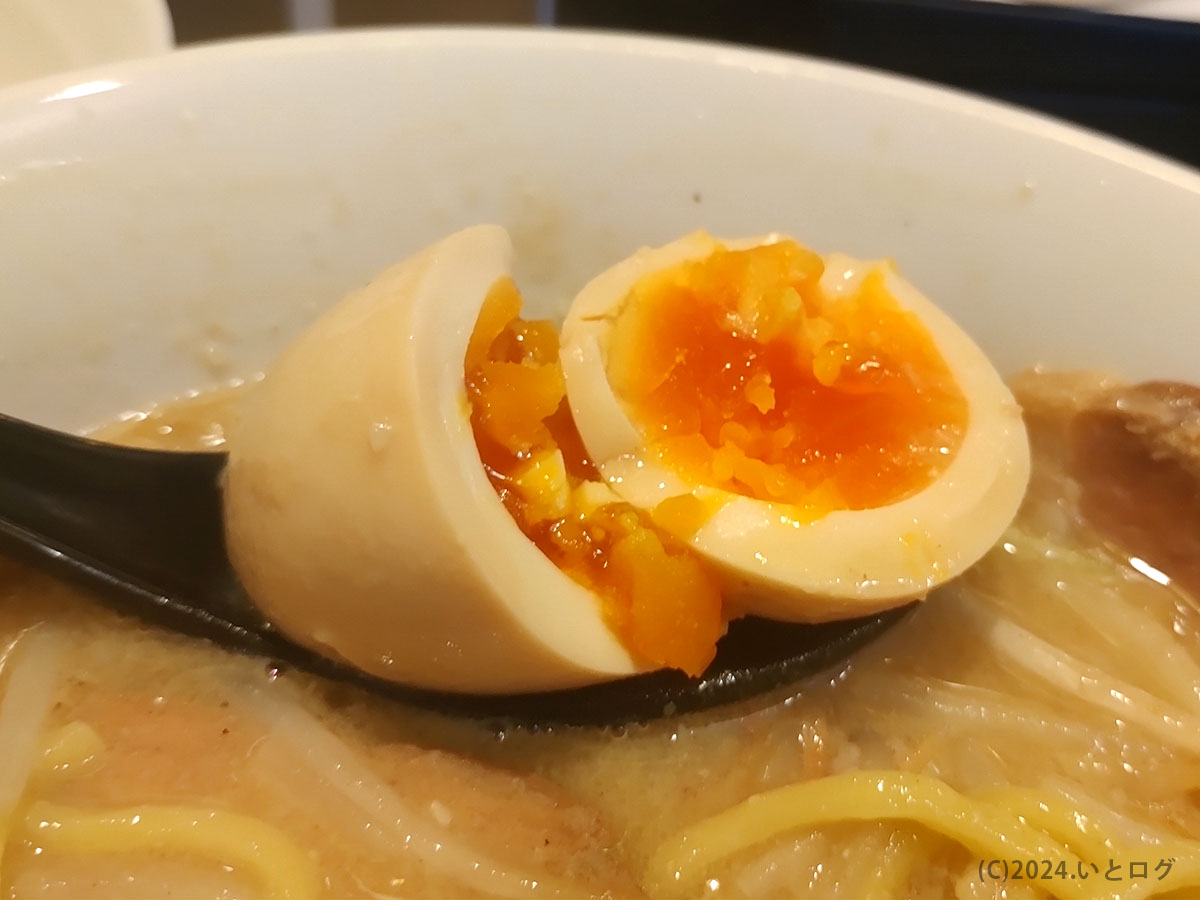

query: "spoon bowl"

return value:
[0, 412, 907, 725]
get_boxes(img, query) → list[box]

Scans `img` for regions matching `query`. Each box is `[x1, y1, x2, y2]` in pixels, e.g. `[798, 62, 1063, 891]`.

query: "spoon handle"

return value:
[0, 414, 912, 726]
[0, 414, 268, 648]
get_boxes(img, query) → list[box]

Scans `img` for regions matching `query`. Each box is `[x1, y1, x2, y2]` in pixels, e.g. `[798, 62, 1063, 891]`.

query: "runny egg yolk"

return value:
[604, 241, 970, 517]
[465, 278, 723, 676]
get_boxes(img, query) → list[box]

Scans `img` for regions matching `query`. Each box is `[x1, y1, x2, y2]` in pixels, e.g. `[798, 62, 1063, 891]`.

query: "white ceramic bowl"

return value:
[0, 28, 1197, 431]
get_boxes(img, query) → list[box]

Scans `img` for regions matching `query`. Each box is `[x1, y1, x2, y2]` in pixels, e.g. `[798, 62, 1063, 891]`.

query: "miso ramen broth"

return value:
[3, 370, 1200, 899]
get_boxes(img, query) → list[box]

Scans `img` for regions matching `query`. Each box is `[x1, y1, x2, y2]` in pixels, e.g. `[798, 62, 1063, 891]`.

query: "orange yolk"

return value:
[465, 278, 723, 676]
[606, 241, 969, 517]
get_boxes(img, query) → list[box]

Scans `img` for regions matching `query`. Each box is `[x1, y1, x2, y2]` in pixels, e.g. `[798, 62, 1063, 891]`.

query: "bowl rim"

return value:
[0, 25, 1197, 196]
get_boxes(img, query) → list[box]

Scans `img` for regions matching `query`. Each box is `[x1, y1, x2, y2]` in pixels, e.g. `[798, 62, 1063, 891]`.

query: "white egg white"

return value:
[224, 225, 642, 693]
[559, 232, 1031, 622]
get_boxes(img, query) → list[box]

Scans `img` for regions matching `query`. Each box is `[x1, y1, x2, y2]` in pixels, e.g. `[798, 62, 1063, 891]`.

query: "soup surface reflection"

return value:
[2, 371, 1200, 899]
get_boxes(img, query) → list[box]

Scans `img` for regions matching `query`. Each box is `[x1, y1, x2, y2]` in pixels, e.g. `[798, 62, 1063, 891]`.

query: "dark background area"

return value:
[163, 0, 538, 39]
[164, 0, 1200, 168]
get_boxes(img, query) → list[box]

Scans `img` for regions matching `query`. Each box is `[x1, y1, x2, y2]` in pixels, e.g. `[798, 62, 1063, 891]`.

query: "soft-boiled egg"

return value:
[226, 226, 1029, 694]
[559, 231, 1030, 622]
[224, 225, 647, 693]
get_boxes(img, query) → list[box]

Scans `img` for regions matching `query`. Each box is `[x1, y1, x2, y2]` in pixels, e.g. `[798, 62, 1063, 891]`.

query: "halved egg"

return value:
[226, 226, 1030, 693]
[224, 225, 649, 693]
[559, 231, 1030, 622]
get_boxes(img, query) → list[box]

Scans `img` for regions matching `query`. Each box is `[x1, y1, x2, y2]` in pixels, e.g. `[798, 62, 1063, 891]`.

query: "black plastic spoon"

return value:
[0, 412, 911, 725]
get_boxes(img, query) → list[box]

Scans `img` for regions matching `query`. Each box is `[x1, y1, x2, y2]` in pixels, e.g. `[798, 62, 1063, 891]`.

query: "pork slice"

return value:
[1070, 380, 1200, 599]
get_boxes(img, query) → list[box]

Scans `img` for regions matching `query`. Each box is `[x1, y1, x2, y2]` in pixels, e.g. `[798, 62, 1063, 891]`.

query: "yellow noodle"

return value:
[38, 721, 104, 776]
[22, 802, 318, 900]
[1049, 781, 1192, 851]
[642, 770, 1090, 898]
[980, 786, 1200, 900]
[980, 788, 1119, 866]
[1129, 856, 1200, 900]
[951, 864, 1046, 900]
[1043, 786, 1200, 900]
[0, 629, 65, 887]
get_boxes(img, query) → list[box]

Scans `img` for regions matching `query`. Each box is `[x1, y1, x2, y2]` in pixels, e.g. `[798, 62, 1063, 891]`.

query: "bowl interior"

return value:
[1, 28, 1198, 429]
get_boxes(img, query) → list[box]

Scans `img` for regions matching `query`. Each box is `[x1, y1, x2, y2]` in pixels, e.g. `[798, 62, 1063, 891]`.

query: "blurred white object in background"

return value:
[976, 0, 1200, 21]
[287, 0, 334, 31]
[0, 0, 173, 87]
[1115, 0, 1200, 20]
